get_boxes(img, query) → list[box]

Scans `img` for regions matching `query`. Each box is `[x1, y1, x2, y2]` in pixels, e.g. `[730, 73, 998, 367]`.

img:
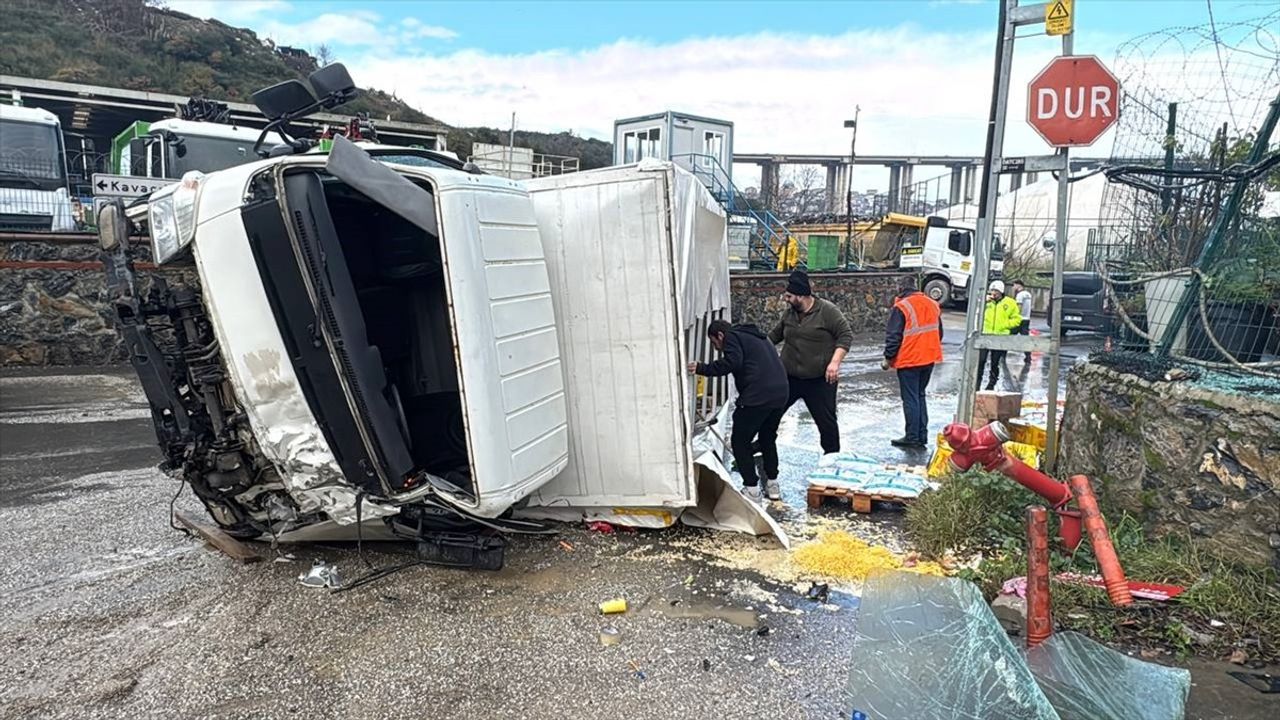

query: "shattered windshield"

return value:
[373, 152, 460, 171]
[0, 119, 65, 190]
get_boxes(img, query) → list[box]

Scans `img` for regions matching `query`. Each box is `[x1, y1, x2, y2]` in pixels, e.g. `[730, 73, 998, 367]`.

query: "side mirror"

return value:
[309, 63, 358, 109]
[98, 202, 125, 251]
[251, 79, 318, 120]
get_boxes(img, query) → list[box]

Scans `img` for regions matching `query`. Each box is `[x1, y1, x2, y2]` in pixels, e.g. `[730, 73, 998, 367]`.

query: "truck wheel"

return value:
[923, 278, 951, 306]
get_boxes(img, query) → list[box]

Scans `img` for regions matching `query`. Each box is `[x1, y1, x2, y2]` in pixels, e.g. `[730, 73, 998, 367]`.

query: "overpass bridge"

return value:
[732, 151, 1113, 213]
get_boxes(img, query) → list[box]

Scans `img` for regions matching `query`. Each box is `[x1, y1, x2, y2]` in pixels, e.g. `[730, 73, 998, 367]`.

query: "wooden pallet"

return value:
[805, 483, 916, 513]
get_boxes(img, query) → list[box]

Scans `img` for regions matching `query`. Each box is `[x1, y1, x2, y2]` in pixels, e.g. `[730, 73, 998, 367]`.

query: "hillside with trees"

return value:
[0, 0, 442, 125]
[0, 0, 615, 166]
[449, 127, 613, 170]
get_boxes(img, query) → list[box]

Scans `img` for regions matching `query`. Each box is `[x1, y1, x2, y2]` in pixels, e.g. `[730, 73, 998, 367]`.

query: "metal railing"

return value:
[468, 147, 581, 179]
[671, 153, 792, 270]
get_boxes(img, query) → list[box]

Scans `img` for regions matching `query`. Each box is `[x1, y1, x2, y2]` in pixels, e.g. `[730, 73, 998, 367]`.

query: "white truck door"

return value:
[324, 138, 568, 517]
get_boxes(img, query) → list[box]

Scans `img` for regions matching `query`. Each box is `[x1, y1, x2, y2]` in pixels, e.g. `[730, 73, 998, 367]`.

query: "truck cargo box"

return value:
[521, 162, 784, 543]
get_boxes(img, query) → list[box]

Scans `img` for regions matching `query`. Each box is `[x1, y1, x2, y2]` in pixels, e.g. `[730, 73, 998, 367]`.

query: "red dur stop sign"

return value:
[1027, 55, 1120, 147]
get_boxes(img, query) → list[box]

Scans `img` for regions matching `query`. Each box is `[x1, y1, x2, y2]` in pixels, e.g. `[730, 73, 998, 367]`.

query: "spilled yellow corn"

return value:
[792, 530, 947, 581]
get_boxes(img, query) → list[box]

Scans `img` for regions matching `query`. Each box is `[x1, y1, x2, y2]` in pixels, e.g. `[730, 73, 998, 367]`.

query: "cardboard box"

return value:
[975, 391, 1022, 420]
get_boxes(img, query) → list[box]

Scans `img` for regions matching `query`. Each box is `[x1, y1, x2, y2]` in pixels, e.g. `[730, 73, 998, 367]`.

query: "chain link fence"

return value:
[1085, 10, 1280, 384]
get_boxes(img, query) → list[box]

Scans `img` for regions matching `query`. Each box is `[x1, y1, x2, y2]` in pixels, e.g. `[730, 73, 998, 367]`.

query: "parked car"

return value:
[1042, 271, 1139, 335]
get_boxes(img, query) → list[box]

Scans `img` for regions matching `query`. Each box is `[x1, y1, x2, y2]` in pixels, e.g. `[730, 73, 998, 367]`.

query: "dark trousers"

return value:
[897, 364, 934, 444]
[1017, 319, 1032, 361]
[731, 405, 785, 487]
[785, 375, 840, 453]
[977, 349, 1008, 391]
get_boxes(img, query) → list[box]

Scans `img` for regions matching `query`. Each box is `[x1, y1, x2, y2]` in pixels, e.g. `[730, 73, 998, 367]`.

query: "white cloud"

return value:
[257, 13, 386, 47]
[168, 2, 457, 50]
[401, 17, 459, 40]
[167, 0, 292, 26]
[349, 26, 1086, 181]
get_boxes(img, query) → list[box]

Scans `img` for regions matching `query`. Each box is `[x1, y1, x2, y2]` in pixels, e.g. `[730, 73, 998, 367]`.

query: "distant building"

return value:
[613, 111, 734, 184]
[470, 142, 579, 180]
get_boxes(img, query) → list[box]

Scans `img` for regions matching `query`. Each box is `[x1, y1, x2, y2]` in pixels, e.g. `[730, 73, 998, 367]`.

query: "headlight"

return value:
[148, 171, 204, 264]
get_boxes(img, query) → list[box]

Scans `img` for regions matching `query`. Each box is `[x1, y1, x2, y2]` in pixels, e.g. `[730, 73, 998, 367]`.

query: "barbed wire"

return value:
[1088, 7, 1280, 376]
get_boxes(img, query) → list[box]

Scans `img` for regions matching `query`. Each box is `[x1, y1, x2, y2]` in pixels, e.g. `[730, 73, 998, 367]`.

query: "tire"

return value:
[923, 277, 951, 306]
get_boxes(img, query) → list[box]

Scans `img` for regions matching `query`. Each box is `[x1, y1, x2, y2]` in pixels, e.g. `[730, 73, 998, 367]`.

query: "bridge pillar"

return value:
[761, 161, 781, 211]
[949, 165, 964, 206]
[900, 164, 915, 213]
[887, 164, 902, 213]
[825, 163, 841, 213]
[963, 165, 976, 203]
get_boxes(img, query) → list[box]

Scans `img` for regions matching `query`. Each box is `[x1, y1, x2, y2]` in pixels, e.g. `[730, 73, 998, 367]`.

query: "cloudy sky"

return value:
[169, 0, 1274, 188]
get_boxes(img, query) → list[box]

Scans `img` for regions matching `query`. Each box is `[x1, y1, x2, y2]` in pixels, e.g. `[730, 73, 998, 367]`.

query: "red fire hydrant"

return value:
[943, 421, 1132, 607]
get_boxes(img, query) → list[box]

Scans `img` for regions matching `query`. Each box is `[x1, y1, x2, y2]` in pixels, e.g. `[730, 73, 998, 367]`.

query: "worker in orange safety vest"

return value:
[881, 275, 944, 449]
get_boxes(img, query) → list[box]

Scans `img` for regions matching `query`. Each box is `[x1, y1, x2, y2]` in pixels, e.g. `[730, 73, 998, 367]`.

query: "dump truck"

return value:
[98, 65, 779, 568]
[788, 212, 1003, 305]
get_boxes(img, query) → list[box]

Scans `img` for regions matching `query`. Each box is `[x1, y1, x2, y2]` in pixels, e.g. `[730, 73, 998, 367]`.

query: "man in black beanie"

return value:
[768, 269, 853, 456]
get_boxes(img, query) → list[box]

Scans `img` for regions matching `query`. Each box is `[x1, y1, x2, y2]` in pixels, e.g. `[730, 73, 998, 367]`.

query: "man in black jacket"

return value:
[688, 320, 789, 502]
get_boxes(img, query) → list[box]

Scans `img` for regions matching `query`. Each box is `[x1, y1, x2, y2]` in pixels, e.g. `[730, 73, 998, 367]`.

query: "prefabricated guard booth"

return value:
[613, 111, 734, 183]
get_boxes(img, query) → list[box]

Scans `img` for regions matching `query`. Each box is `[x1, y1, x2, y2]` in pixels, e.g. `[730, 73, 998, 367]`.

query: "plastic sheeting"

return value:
[805, 452, 934, 498]
[933, 173, 1141, 270]
[846, 572, 1190, 720]
[846, 572, 1059, 720]
[1027, 632, 1190, 720]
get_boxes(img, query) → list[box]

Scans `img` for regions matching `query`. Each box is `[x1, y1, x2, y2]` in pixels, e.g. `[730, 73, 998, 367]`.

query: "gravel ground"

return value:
[2, 320, 1273, 719]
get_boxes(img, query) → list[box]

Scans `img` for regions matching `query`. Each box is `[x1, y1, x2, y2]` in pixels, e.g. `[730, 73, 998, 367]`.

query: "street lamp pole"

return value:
[843, 107, 860, 268]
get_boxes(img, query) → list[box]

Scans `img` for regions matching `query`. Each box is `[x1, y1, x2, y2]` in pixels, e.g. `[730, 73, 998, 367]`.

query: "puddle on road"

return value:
[647, 590, 761, 629]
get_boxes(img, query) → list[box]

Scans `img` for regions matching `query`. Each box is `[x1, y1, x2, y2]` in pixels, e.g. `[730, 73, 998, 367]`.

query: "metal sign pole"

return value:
[1043, 26, 1074, 473]
[957, 0, 1019, 426]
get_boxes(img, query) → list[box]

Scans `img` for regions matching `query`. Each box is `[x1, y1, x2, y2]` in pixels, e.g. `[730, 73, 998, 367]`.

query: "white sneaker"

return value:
[743, 486, 764, 504]
[818, 452, 840, 469]
[764, 478, 781, 501]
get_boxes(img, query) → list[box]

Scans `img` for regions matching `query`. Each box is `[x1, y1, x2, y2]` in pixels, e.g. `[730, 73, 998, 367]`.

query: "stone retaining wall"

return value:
[2, 236, 914, 367]
[729, 271, 913, 335]
[0, 236, 193, 366]
[1059, 363, 1280, 569]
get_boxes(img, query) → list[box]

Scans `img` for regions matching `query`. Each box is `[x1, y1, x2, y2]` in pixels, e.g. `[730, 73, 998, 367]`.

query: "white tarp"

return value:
[663, 158, 733, 325]
[933, 173, 1141, 270]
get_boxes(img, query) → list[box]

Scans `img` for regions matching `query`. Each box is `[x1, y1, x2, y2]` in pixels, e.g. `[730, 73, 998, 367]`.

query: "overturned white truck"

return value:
[99, 65, 778, 569]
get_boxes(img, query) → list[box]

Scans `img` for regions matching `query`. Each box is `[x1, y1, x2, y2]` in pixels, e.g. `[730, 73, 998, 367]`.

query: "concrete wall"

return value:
[1059, 363, 1280, 570]
[730, 271, 913, 335]
[1, 235, 193, 366]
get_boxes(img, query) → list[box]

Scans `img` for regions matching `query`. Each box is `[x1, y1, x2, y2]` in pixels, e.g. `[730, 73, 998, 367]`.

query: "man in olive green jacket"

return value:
[977, 280, 1023, 391]
[767, 269, 853, 457]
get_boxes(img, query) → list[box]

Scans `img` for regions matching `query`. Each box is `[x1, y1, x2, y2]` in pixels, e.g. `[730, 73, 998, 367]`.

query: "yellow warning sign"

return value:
[1046, 0, 1073, 36]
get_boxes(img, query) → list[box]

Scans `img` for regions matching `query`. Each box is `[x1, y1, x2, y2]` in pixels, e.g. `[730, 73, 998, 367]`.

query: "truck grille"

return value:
[0, 213, 53, 232]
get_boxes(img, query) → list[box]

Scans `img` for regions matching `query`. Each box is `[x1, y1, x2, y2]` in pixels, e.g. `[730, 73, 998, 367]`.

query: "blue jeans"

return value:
[897, 364, 934, 444]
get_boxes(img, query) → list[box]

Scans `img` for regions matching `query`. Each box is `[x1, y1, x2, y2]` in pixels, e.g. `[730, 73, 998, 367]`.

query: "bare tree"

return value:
[314, 44, 335, 66]
[776, 165, 828, 219]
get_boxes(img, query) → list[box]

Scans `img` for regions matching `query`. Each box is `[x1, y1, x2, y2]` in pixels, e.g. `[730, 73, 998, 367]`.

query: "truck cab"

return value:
[98, 65, 568, 565]
[898, 215, 1004, 306]
[114, 118, 287, 178]
[0, 104, 75, 232]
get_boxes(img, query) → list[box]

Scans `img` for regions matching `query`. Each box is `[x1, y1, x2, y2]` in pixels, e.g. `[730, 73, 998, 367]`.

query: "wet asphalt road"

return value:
[1, 315, 1269, 719]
